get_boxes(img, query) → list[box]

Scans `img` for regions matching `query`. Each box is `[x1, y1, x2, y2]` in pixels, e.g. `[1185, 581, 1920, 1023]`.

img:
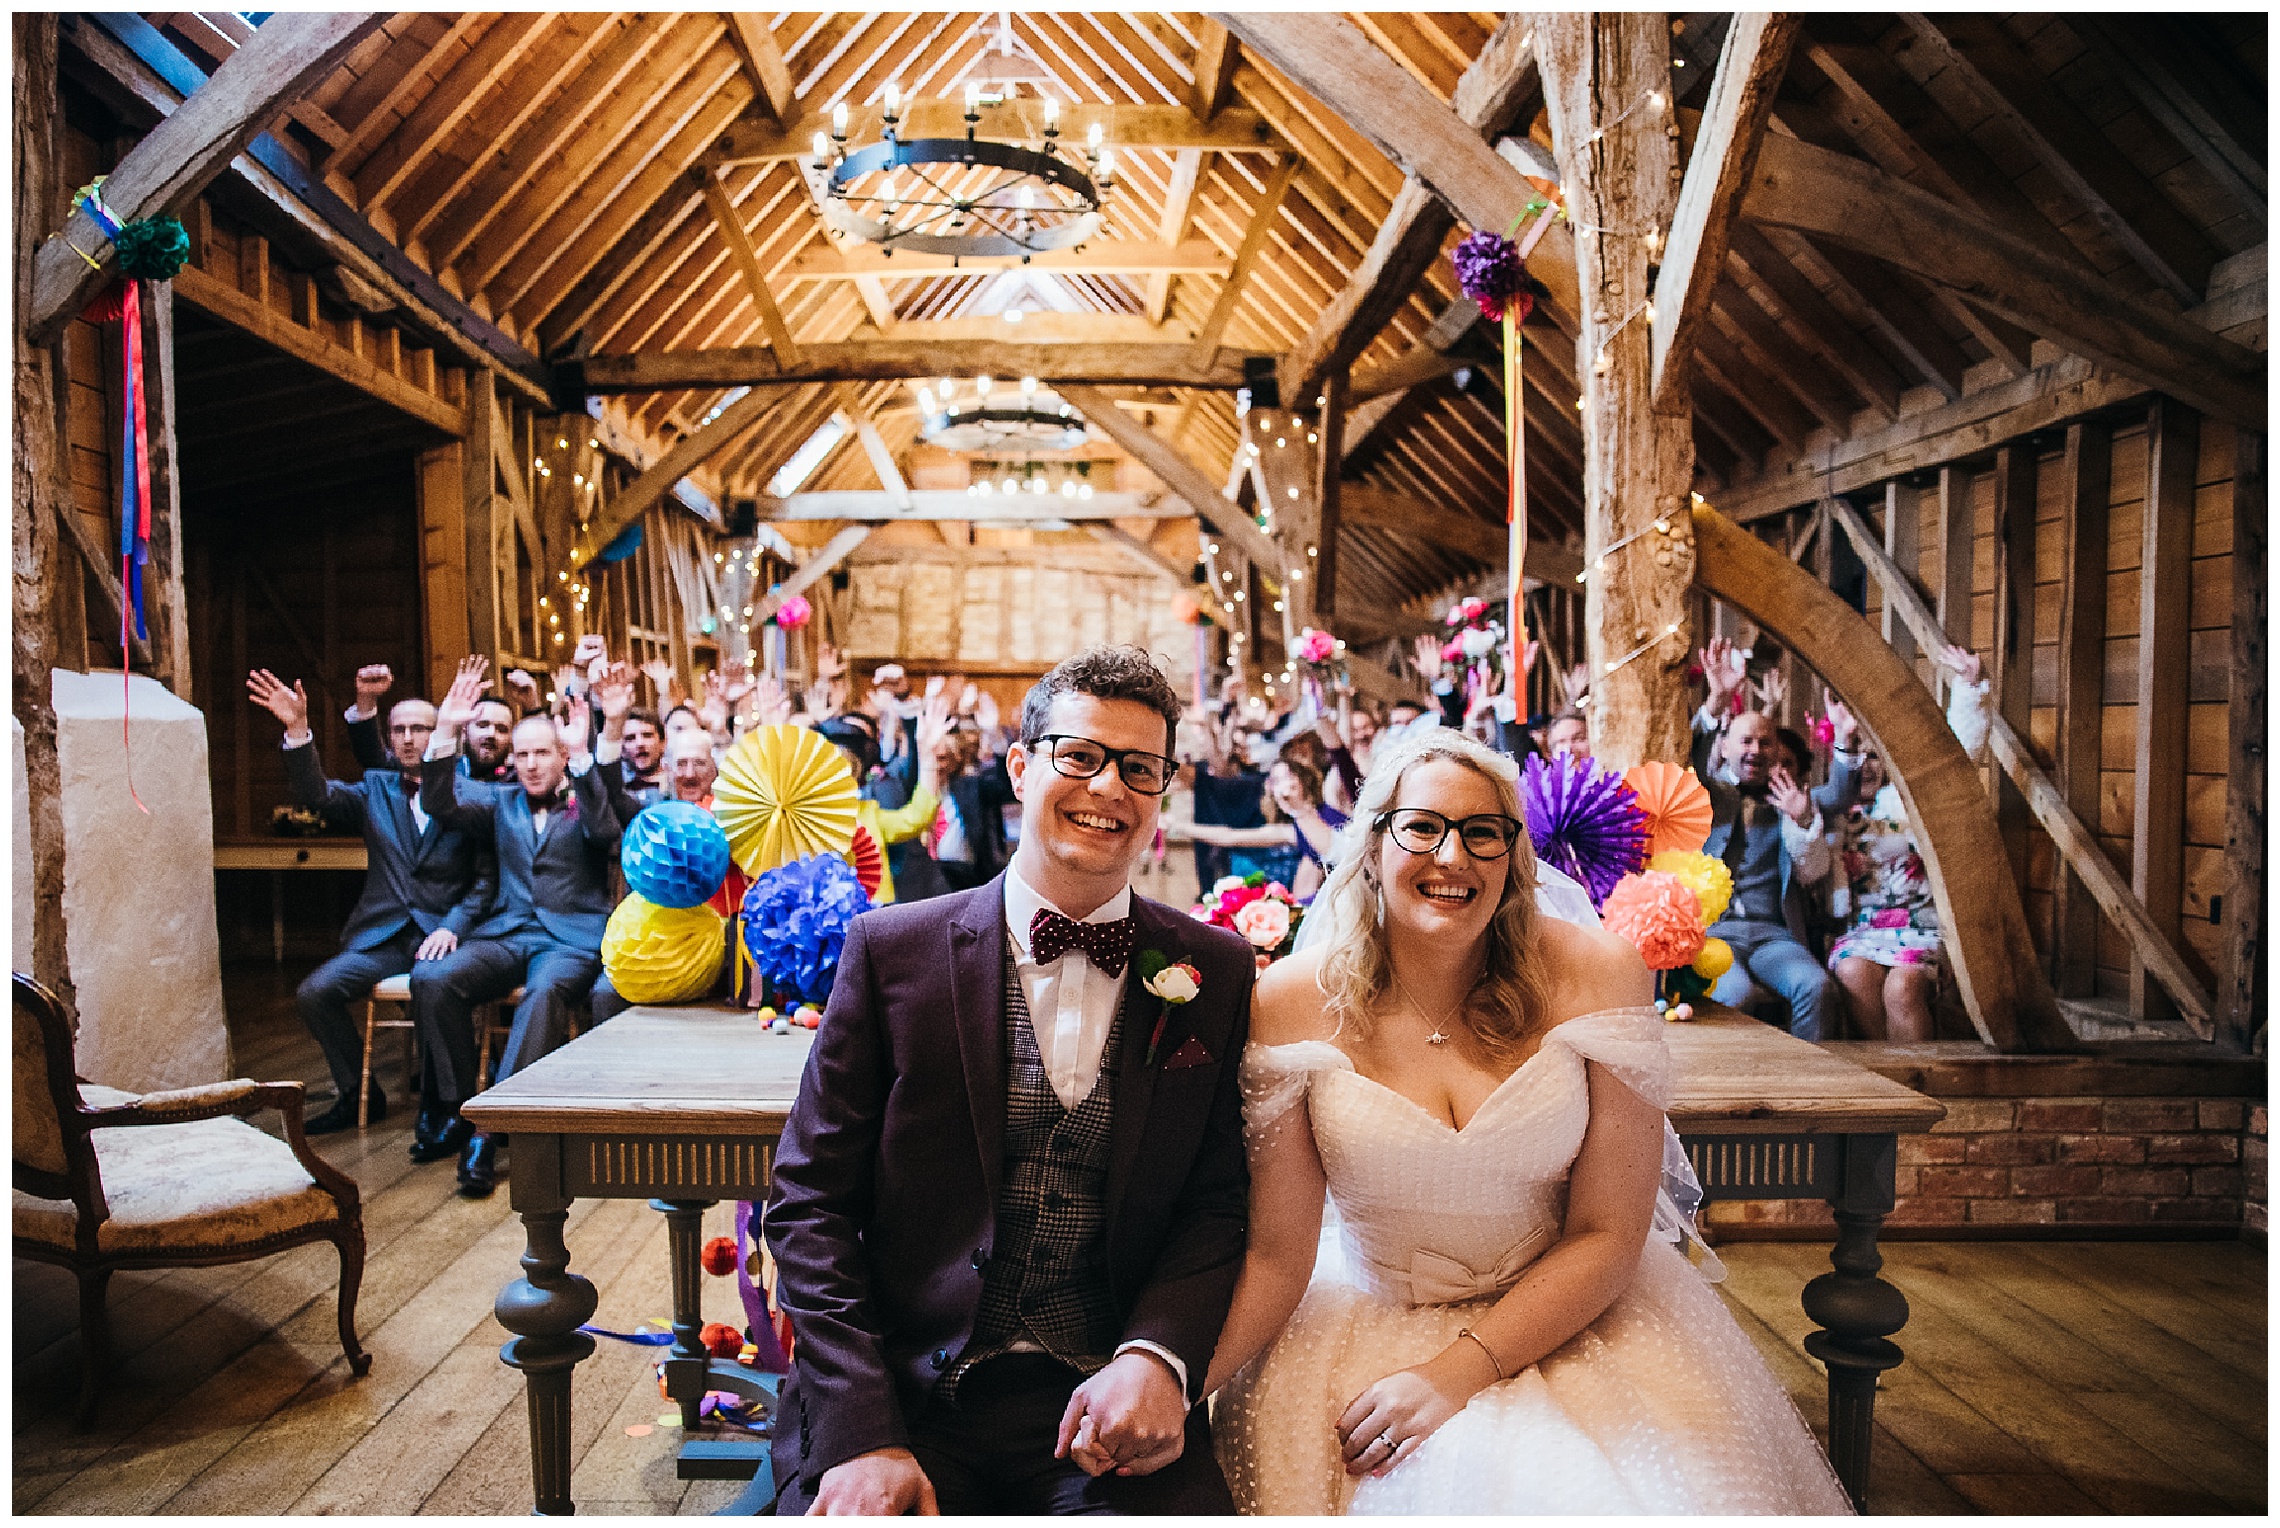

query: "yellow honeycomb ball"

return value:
[1691, 935, 1735, 982]
[602, 894, 726, 1004]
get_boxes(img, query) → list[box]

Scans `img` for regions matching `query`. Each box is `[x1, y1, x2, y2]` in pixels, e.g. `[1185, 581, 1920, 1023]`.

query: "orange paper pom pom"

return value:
[700, 1321, 744, 1359]
[700, 1236, 738, 1276]
[1600, 870, 1707, 970]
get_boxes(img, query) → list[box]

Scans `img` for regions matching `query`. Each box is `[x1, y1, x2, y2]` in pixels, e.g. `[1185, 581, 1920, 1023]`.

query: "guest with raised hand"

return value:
[426, 653, 519, 785]
[502, 667, 546, 718]
[248, 667, 494, 1134]
[410, 663, 623, 1197]
[815, 682, 952, 904]
[343, 662, 399, 770]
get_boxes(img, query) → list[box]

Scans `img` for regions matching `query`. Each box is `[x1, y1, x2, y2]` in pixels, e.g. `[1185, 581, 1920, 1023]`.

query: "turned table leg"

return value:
[1803, 1133, 1908, 1511]
[653, 1197, 719, 1431]
[497, 1135, 597, 1515]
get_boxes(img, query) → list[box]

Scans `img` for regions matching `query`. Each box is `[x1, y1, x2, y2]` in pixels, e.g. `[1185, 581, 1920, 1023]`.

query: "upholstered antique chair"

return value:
[12, 973, 371, 1421]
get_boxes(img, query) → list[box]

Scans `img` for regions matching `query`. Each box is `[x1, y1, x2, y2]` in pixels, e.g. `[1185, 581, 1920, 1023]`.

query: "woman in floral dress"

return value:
[1827, 644, 1988, 1040]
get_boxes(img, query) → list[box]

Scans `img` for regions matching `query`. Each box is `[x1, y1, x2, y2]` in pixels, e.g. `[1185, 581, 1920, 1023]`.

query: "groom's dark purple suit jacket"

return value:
[765, 873, 1257, 1498]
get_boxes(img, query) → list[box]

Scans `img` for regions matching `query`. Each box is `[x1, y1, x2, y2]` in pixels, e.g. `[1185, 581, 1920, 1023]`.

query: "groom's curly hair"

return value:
[1019, 646, 1183, 755]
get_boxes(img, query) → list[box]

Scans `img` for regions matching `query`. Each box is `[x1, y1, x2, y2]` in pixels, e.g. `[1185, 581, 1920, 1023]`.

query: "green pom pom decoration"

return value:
[113, 216, 190, 282]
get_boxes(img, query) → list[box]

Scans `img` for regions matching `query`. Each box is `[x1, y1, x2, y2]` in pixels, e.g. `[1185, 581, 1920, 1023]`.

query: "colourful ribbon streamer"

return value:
[734, 1199, 792, 1373]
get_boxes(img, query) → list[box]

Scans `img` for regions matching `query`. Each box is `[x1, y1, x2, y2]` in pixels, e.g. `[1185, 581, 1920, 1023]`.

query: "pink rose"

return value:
[1233, 897, 1293, 951]
[1296, 627, 1336, 664]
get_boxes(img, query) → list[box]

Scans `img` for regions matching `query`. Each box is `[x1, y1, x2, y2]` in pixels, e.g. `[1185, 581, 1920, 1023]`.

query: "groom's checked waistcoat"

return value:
[764, 874, 1257, 1499]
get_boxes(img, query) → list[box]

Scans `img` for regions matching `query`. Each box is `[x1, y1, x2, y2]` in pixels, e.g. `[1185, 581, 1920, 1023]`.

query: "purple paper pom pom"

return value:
[1452, 230, 1530, 322]
[1521, 755, 1650, 906]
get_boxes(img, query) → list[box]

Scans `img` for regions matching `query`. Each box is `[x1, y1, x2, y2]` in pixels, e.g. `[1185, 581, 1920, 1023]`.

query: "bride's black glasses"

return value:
[1374, 807, 1523, 859]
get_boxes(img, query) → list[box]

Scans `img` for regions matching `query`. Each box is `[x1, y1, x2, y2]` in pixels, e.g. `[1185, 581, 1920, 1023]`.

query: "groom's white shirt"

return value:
[1004, 864, 1133, 1111]
[1000, 864, 1187, 1395]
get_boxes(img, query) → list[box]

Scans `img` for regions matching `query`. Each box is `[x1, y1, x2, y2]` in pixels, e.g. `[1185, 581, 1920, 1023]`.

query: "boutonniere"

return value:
[1137, 949, 1202, 1066]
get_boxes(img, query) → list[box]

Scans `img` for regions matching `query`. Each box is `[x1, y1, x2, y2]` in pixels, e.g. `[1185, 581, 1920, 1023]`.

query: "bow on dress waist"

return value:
[1365, 1226, 1554, 1306]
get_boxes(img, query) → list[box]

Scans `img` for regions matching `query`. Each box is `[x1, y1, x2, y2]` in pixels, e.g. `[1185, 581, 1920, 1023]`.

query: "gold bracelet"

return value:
[1455, 1326, 1508, 1381]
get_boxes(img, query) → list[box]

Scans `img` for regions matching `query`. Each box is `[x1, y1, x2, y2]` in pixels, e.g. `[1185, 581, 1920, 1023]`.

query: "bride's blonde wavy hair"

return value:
[1312, 727, 1551, 1066]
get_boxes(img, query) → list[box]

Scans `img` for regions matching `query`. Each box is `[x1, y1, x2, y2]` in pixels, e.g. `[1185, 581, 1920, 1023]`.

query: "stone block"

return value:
[2103, 1098, 2196, 1133]
[2019, 1098, 2103, 1133]
[1917, 1166, 2010, 1197]
[2198, 1099, 2247, 1132]
[1885, 1195, 1967, 1226]
[2251, 1103, 2269, 1135]
[2058, 1133, 2144, 1164]
[1967, 1197, 2057, 1224]
[2009, 1165, 2104, 1197]
[1966, 1133, 2056, 1165]
[2101, 1167, 2192, 1197]
[2146, 1133, 2239, 1164]
[1929, 1098, 2016, 1134]
[53, 671, 229, 1093]
[1892, 1165, 1919, 1197]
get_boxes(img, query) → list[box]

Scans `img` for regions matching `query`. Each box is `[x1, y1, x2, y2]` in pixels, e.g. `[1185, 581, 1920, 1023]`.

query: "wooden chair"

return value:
[11, 972, 371, 1423]
[361, 974, 419, 1131]
[476, 987, 529, 1093]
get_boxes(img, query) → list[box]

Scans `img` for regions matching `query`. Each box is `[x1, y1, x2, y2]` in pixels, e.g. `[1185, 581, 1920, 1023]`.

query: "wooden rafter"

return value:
[577, 342, 1271, 393]
[702, 170, 802, 367]
[717, 100, 1277, 164]
[1190, 155, 1301, 364]
[722, 12, 796, 123]
[1650, 14, 1798, 410]
[577, 388, 776, 566]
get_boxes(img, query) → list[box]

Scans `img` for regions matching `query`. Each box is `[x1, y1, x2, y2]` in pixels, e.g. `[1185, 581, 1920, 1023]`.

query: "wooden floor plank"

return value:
[2073, 1390, 2268, 1510]
[2010, 1239, 2269, 1381]
[1948, 1471, 2109, 1514]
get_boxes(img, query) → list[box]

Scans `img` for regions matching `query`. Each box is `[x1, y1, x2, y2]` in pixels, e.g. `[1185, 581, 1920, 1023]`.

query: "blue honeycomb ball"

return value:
[620, 801, 732, 909]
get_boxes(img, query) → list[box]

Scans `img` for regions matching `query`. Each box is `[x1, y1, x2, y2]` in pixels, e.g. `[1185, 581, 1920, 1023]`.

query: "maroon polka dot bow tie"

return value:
[1028, 909, 1137, 976]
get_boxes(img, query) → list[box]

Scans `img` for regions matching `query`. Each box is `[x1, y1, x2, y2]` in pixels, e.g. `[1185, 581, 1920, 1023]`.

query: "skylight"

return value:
[768, 418, 847, 497]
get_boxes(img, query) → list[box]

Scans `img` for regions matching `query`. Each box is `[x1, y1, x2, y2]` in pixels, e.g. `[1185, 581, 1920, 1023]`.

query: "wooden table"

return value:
[1666, 1013, 1948, 1510]
[211, 837, 368, 962]
[465, 1005, 1941, 1514]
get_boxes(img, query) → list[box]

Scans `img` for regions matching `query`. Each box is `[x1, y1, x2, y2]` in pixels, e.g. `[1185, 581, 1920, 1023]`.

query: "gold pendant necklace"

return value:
[1390, 968, 1466, 1046]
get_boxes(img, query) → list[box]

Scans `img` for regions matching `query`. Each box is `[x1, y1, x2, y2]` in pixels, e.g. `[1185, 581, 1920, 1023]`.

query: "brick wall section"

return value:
[1704, 1043, 2264, 1239]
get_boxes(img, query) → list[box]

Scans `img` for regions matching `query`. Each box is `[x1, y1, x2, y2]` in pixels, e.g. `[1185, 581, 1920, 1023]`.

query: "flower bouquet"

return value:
[1193, 873, 1304, 970]
[1599, 849, 1739, 1021]
[1441, 596, 1509, 706]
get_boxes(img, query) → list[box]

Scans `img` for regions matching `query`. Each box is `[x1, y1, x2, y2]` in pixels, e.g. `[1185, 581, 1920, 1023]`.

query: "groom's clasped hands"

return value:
[1054, 1349, 1192, 1479]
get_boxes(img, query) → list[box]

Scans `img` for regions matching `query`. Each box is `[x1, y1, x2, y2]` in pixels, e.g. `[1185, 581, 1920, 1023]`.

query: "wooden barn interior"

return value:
[9, 9, 2266, 1515]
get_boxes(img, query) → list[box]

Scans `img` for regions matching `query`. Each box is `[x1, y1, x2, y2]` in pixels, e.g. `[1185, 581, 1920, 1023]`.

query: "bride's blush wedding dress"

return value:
[1214, 1008, 1852, 1515]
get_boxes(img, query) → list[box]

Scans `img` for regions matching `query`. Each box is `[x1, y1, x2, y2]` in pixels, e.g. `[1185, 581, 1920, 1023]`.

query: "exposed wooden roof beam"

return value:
[326, 15, 482, 174]
[29, 11, 384, 342]
[577, 342, 1273, 393]
[761, 490, 1184, 522]
[1897, 13, 2215, 305]
[1743, 132, 2265, 427]
[2069, 17, 2265, 223]
[576, 387, 778, 565]
[1059, 383, 1288, 578]
[1211, 12, 1581, 326]
[350, 13, 546, 209]
[780, 239, 1228, 283]
[1191, 155, 1300, 365]
[1723, 223, 1904, 417]
[722, 12, 796, 123]
[1145, 149, 1206, 322]
[717, 100, 1278, 164]
[702, 168, 802, 368]
[1190, 20, 1241, 119]
[1651, 13, 1798, 410]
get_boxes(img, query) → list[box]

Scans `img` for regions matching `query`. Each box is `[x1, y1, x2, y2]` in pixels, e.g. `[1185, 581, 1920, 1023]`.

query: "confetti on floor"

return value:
[624, 1425, 653, 1438]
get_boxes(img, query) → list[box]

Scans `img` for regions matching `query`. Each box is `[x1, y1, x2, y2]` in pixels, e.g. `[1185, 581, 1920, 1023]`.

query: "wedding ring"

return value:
[1375, 1431, 1397, 1454]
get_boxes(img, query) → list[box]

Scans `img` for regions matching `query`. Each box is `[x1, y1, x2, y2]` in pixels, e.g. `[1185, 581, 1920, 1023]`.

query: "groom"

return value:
[765, 647, 1256, 1514]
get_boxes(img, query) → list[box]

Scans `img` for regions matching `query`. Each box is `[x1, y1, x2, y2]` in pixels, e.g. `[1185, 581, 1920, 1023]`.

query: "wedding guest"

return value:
[412, 662, 623, 1196]
[1543, 707, 1591, 764]
[248, 668, 493, 1134]
[589, 727, 740, 1023]
[617, 706, 666, 802]
[1183, 757, 1346, 903]
[1828, 645, 1990, 1041]
[931, 719, 1016, 893]
[816, 702, 949, 905]
[1186, 709, 1270, 887]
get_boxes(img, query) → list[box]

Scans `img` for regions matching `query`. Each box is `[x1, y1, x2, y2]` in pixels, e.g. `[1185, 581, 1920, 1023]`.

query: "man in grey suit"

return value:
[247, 670, 495, 1135]
[413, 658, 624, 1197]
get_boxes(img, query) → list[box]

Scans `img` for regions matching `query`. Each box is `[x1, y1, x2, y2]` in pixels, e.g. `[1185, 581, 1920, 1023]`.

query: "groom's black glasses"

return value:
[1375, 807, 1524, 859]
[1029, 734, 1179, 795]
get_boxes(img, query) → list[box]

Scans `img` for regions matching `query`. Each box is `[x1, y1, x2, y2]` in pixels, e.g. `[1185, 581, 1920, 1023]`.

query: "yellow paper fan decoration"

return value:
[602, 895, 726, 1004]
[712, 724, 860, 876]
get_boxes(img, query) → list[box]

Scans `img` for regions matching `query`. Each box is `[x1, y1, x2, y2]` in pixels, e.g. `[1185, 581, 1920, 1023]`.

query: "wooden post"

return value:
[1933, 464, 1974, 682]
[13, 12, 76, 1009]
[2050, 420, 2112, 995]
[1990, 445, 2036, 892]
[463, 370, 505, 668]
[1312, 370, 1345, 625]
[1879, 478, 1920, 672]
[2132, 398, 2196, 1020]
[138, 281, 192, 699]
[2221, 429, 2265, 1053]
[1538, 12, 1695, 770]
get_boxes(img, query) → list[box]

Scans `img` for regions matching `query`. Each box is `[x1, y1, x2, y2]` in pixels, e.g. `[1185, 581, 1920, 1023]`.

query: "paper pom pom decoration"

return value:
[1451, 231, 1532, 323]
[846, 823, 884, 900]
[1295, 627, 1336, 664]
[1600, 871, 1707, 971]
[1647, 849, 1734, 928]
[701, 1237, 739, 1276]
[602, 895, 727, 1003]
[1692, 936, 1735, 981]
[741, 852, 871, 1007]
[1521, 756, 1650, 905]
[1624, 761, 1716, 856]
[620, 800, 733, 909]
[114, 214, 191, 281]
[714, 724, 860, 876]
[700, 1322, 744, 1359]
[774, 594, 812, 630]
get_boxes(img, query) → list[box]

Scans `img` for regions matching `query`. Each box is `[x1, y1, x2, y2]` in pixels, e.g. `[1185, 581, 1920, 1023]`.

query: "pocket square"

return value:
[1164, 1036, 1215, 1070]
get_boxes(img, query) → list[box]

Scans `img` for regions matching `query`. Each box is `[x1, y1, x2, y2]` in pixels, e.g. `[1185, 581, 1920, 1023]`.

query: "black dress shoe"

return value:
[457, 1132, 502, 1198]
[411, 1102, 454, 1150]
[305, 1085, 388, 1136]
[409, 1113, 474, 1164]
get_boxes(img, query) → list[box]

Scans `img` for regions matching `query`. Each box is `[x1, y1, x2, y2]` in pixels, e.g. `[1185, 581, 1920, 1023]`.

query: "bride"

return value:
[1200, 728, 1851, 1515]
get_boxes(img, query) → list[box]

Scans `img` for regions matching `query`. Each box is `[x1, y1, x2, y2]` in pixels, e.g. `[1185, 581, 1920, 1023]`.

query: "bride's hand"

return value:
[1334, 1352, 1482, 1477]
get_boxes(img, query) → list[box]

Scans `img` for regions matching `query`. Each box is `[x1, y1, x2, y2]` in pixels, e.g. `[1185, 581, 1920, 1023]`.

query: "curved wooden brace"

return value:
[1692, 505, 2073, 1052]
